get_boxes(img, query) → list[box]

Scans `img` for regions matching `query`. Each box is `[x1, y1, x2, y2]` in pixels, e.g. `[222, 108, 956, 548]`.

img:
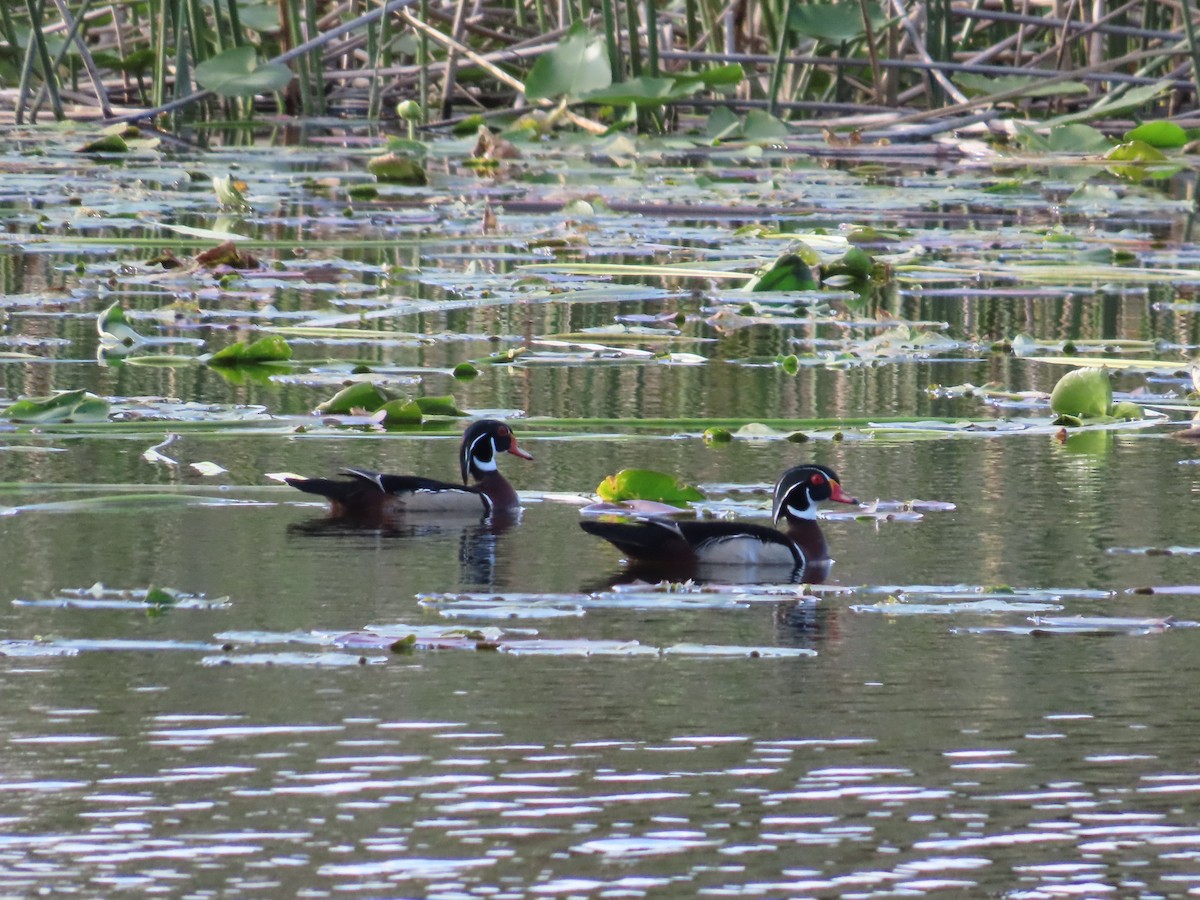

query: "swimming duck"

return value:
[286, 419, 532, 519]
[580, 464, 856, 579]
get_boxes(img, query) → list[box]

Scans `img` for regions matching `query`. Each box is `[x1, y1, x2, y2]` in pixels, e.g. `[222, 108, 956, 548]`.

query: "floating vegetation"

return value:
[13, 584, 230, 611]
[956, 616, 1191, 636]
[216, 624, 815, 658]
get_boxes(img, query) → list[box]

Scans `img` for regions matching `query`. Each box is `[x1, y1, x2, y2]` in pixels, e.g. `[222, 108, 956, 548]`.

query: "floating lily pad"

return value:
[1049, 367, 1111, 419]
[2, 390, 111, 424]
[596, 469, 705, 504]
[207, 335, 293, 367]
[367, 153, 427, 185]
[316, 382, 394, 414]
[746, 253, 818, 292]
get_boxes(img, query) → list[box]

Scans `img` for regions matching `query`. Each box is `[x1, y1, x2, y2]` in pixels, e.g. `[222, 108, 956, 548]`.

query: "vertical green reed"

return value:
[683, 0, 698, 50]
[767, 0, 796, 116]
[624, 0, 642, 78]
[600, 0, 623, 83]
[644, 0, 658, 77]
[19, 0, 64, 121]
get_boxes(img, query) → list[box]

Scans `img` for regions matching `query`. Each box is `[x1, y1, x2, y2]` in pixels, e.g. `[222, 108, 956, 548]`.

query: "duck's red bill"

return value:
[508, 441, 534, 461]
[830, 482, 858, 504]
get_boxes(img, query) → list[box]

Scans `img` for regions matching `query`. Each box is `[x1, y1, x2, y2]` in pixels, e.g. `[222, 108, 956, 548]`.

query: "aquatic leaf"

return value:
[955, 73, 1088, 100]
[78, 134, 129, 153]
[13, 584, 228, 611]
[377, 399, 423, 424]
[190, 461, 228, 477]
[788, 0, 884, 41]
[596, 469, 705, 504]
[742, 110, 789, 140]
[212, 174, 251, 212]
[194, 44, 293, 97]
[316, 382, 394, 414]
[1049, 367, 1111, 419]
[142, 434, 178, 465]
[207, 336, 292, 367]
[704, 426, 733, 443]
[747, 254, 817, 292]
[194, 240, 259, 269]
[96, 302, 143, 347]
[823, 247, 874, 281]
[1045, 79, 1171, 127]
[1014, 123, 1111, 153]
[367, 153, 427, 185]
[1124, 120, 1188, 148]
[706, 106, 742, 140]
[415, 395, 466, 417]
[581, 76, 694, 107]
[452, 362, 479, 380]
[1106, 140, 1168, 163]
[1111, 400, 1144, 420]
[2, 390, 110, 424]
[524, 21, 611, 100]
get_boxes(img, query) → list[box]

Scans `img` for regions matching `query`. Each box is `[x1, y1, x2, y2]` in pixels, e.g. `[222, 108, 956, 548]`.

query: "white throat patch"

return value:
[466, 433, 498, 473]
[786, 488, 818, 521]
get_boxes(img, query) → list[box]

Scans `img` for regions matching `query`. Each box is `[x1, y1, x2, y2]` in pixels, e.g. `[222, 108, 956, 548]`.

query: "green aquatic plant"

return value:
[207, 335, 293, 367]
[2, 390, 111, 424]
[596, 469, 705, 505]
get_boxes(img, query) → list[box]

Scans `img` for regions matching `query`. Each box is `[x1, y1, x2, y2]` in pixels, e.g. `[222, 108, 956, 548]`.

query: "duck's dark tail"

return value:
[579, 518, 689, 561]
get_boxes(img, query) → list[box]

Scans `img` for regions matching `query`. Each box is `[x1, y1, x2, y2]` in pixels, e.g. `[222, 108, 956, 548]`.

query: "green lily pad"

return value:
[1123, 120, 1188, 149]
[747, 253, 817, 292]
[414, 395, 467, 417]
[78, 134, 129, 154]
[3, 390, 111, 423]
[316, 382, 394, 414]
[524, 21, 611, 101]
[194, 45, 293, 98]
[1105, 140, 1168, 163]
[367, 153, 428, 185]
[453, 362, 480, 380]
[596, 469, 705, 504]
[207, 335, 292, 367]
[1050, 367, 1112, 419]
[377, 398, 423, 424]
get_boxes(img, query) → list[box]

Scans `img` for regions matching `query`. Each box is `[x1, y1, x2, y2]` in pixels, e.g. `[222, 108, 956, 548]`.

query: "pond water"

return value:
[0, 122, 1199, 896]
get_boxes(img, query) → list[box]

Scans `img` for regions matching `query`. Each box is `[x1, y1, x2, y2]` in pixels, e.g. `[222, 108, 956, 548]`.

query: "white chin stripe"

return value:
[786, 503, 817, 521]
[465, 434, 498, 471]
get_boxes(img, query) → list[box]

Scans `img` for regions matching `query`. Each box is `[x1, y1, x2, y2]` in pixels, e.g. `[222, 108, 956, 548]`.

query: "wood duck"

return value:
[286, 419, 533, 519]
[580, 464, 857, 580]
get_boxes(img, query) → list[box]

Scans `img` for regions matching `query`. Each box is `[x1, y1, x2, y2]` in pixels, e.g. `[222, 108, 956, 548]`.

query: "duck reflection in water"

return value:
[287, 512, 518, 588]
[580, 464, 858, 588]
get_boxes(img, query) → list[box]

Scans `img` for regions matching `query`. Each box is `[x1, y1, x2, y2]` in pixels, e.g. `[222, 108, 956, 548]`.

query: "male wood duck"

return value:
[286, 419, 533, 519]
[580, 464, 857, 580]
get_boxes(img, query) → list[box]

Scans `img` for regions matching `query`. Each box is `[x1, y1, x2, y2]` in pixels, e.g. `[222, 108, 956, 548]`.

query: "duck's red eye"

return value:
[498, 426, 510, 438]
[810, 473, 825, 486]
